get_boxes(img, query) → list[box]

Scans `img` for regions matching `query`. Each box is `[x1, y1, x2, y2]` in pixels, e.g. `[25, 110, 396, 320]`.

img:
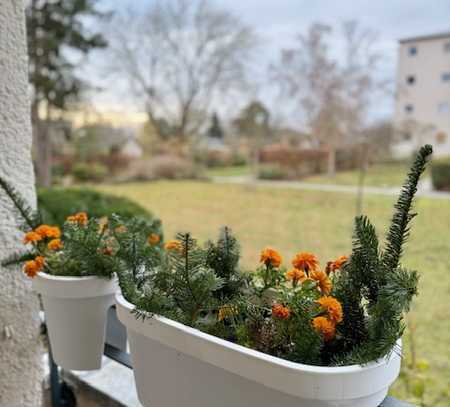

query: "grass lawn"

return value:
[303, 162, 415, 188]
[98, 181, 449, 405]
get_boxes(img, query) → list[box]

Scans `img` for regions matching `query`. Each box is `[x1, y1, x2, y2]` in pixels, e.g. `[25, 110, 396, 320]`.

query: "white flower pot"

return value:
[116, 293, 401, 407]
[33, 272, 118, 371]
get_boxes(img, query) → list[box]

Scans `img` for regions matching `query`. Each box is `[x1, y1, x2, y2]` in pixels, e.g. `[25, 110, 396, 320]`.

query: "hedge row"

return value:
[431, 157, 450, 191]
[38, 188, 153, 225]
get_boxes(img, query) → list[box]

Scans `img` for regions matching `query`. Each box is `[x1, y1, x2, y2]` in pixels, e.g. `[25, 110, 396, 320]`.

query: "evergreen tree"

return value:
[207, 113, 224, 139]
[27, 0, 108, 186]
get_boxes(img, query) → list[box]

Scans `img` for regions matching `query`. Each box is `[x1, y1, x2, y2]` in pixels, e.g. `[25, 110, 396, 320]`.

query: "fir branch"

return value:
[382, 145, 432, 272]
[0, 175, 41, 230]
[1, 250, 35, 267]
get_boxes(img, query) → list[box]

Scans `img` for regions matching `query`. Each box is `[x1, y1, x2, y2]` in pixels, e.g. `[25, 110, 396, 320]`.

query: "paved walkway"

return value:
[213, 176, 450, 200]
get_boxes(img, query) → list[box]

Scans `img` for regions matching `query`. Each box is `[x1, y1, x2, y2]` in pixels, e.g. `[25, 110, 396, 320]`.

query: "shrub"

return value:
[431, 157, 450, 191]
[258, 165, 289, 180]
[125, 155, 199, 181]
[258, 145, 328, 177]
[38, 188, 153, 225]
[230, 152, 248, 166]
[72, 162, 108, 182]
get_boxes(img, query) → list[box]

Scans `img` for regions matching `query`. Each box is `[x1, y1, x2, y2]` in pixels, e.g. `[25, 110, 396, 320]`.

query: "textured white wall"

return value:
[0, 0, 43, 405]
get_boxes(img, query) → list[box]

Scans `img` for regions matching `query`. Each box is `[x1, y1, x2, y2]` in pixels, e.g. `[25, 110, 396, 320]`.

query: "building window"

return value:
[408, 46, 417, 56]
[442, 72, 450, 82]
[444, 42, 450, 52]
[404, 104, 414, 113]
[438, 102, 450, 113]
[406, 75, 416, 85]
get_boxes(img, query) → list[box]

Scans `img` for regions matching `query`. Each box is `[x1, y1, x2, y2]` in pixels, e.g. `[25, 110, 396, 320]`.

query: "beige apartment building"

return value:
[394, 31, 450, 158]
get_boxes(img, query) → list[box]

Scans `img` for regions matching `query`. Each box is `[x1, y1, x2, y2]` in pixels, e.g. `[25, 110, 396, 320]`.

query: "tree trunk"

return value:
[32, 100, 52, 187]
[327, 146, 336, 176]
[0, 2, 43, 406]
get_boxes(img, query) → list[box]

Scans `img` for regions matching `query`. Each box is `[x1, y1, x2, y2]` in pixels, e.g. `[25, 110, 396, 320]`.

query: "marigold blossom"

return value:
[35, 224, 61, 239]
[310, 270, 332, 295]
[291, 252, 319, 273]
[67, 212, 88, 226]
[260, 248, 282, 268]
[47, 239, 63, 251]
[148, 233, 161, 245]
[312, 316, 336, 341]
[102, 247, 114, 256]
[218, 305, 238, 322]
[23, 256, 45, 278]
[272, 303, 291, 320]
[114, 225, 127, 234]
[316, 296, 343, 323]
[165, 240, 182, 251]
[329, 255, 349, 272]
[285, 268, 306, 284]
[23, 231, 43, 244]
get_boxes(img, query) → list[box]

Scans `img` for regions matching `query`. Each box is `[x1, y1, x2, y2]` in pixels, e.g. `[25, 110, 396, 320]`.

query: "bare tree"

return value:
[272, 21, 385, 175]
[108, 0, 257, 141]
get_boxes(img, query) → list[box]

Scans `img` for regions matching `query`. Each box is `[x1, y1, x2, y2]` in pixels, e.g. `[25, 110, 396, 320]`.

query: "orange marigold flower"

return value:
[114, 225, 127, 234]
[312, 316, 336, 341]
[102, 247, 114, 256]
[328, 255, 349, 273]
[35, 225, 61, 239]
[148, 233, 161, 245]
[165, 240, 182, 251]
[285, 268, 306, 283]
[23, 231, 43, 244]
[260, 248, 282, 268]
[47, 239, 63, 251]
[316, 296, 343, 323]
[67, 212, 88, 226]
[23, 256, 45, 278]
[310, 270, 332, 295]
[272, 303, 291, 320]
[218, 305, 239, 322]
[292, 252, 319, 272]
[98, 217, 109, 233]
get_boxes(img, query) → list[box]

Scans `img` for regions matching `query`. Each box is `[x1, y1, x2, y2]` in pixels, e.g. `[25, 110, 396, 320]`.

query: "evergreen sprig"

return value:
[332, 145, 432, 365]
[382, 145, 433, 273]
[166, 233, 223, 325]
[0, 175, 42, 231]
[205, 226, 246, 300]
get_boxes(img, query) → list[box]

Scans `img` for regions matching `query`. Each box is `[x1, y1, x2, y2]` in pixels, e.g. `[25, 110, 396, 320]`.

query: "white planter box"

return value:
[116, 293, 401, 407]
[33, 272, 118, 371]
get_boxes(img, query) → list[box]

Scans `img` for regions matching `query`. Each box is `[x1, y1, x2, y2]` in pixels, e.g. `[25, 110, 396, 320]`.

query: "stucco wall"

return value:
[0, 0, 42, 405]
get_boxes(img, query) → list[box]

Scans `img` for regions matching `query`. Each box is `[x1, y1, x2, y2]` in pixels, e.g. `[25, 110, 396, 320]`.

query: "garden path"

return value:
[213, 176, 450, 200]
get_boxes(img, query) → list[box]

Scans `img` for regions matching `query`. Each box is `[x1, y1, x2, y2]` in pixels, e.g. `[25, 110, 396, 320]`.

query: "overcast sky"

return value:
[86, 0, 450, 126]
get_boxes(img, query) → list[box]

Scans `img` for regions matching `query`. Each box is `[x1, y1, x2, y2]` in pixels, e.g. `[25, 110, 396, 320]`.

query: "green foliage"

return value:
[38, 188, 152, 226]
[207, 113, 224, 139]
[0, 175, 42, 230]
[382, 145, 433, 273]
[72, 162, 108, 182]
[47, 218, 118, 278]
[258, 165, 289, 180]
[332, 145, 432, 365]
[27, 0, 108, 110]
[127, 232, 225, 327]
[109, 215, 164, 303]
[430, 156, 450, 191]
[205, 227, 247, 300]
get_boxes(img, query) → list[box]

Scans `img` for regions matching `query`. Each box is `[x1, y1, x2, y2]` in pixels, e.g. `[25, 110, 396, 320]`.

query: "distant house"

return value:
[394, 31, 450, 158]
[75, 125, 143, 159]
[120, 137, 143, 158]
